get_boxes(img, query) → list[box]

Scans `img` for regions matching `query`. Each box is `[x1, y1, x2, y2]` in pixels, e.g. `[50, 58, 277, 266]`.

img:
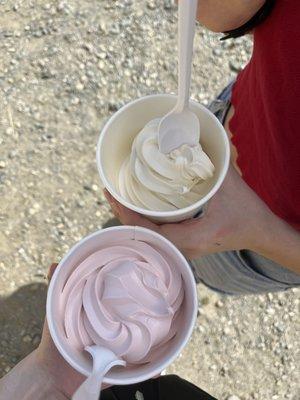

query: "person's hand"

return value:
[104, 165, 274, 259]
[0, 264, 86, 400]
[36, 264, 87, 398]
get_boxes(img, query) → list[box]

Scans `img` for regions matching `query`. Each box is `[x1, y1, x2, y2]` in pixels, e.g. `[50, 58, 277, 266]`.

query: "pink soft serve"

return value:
[59, 239, 184, 364]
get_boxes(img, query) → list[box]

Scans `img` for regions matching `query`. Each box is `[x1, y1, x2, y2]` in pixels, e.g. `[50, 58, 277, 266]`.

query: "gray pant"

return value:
[191, 83, 300, 295]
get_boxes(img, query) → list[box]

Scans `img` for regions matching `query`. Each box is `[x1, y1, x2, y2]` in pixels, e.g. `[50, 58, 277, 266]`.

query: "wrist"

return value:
[245, 206, 276, 254]
[0, 351, 64, 400]
[249, 209, 289, 256]
[35, 339, 85, 398]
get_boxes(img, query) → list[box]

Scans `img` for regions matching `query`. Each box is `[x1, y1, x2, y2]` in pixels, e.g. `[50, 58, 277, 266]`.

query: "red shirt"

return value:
[230, 0, 300, 231]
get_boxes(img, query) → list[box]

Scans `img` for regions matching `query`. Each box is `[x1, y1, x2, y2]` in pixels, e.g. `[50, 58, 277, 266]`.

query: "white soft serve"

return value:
[118, 118, 215, 211]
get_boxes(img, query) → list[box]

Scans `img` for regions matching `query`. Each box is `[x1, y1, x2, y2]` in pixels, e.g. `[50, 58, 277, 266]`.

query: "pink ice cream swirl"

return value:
[60, 239, 184, 364]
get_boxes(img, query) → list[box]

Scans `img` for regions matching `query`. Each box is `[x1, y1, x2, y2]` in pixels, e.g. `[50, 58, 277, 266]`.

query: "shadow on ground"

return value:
[0, 217, 119, 378]
[0, 283, 47, 377]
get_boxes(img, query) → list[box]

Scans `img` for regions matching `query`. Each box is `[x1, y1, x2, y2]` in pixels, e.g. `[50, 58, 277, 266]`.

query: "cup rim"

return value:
[46, 225, 197, 385]
[96, 93, 230, 218]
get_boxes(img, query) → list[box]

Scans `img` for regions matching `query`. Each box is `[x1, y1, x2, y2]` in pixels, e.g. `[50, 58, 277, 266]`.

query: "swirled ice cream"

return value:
[60, 239, 184, 364]
[117, 119, 215, 211]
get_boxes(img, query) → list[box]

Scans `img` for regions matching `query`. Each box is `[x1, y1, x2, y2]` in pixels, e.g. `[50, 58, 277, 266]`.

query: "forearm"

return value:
[197, 0, 265, 32]
[0, 352, 68, 400]
[251, 212, 300, 274]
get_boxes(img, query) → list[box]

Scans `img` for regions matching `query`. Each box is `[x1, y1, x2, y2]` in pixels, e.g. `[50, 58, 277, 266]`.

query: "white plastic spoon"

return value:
[158, 0, 199, 154]
[72, 346, 126, 400]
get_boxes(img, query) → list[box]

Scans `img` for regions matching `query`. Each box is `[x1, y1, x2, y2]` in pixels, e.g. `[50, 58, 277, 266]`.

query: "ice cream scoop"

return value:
[118, 118, 214, 211]
[60, 239, 184, 364]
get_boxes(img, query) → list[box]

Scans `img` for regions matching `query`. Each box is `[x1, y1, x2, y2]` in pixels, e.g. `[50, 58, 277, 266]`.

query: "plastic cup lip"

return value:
[46, 225, 198, 385]
[96, 93, 230, 218]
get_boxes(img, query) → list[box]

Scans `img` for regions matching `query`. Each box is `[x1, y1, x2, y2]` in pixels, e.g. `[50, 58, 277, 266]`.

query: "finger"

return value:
[104, 189, 201, 249]
[103, 189, 115, 203]
[117, 202, 161, 232]
[158, 218, 202, 252]
[160, 223, 189, 246]
[47, 263, 58, 282]
[104, 189, 161, 232]
[104, 190, 120, 218]
[104, 190, 202, 256]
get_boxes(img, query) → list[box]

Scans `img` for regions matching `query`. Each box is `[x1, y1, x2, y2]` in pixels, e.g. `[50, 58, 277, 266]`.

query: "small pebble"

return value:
[147, 1, 156, 10]
[135, 391, 144, 400]
[22, 335, 31, 343]
[215, 299, 224, 308]
[5, 127, 14, 135]
[201, 297, 210, 306]
[76, 82, 84, 91]
[32, 334, 41, 346]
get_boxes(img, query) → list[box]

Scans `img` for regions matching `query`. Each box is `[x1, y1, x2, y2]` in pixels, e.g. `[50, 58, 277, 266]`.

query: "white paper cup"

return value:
[97, 94, 230, 223]
[46, 226, 197, 386]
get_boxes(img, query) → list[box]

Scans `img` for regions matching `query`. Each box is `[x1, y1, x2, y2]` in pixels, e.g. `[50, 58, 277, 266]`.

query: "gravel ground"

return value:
[0, 1, 299, 399]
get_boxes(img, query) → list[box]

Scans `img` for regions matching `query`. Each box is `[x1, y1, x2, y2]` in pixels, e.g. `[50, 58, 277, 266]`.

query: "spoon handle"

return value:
[72, 371, 104, 400]
[175, 0, 198, 112]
